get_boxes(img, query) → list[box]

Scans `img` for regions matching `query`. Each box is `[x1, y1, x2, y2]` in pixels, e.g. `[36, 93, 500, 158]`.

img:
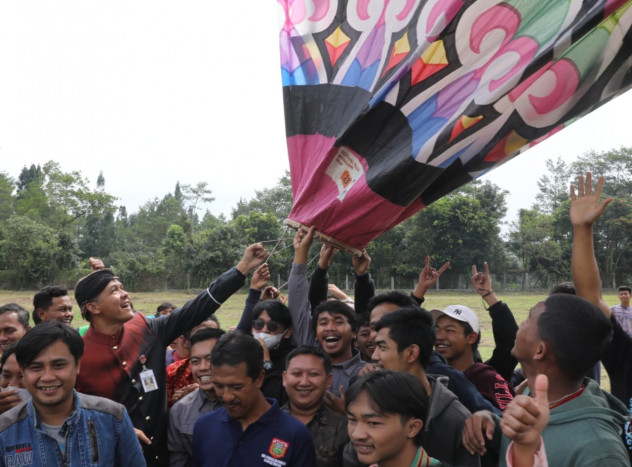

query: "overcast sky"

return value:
[1, 1, 631, 234]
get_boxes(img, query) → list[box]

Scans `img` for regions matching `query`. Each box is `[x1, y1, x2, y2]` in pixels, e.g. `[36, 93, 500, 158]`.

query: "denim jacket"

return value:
[0, 390, 146, 467]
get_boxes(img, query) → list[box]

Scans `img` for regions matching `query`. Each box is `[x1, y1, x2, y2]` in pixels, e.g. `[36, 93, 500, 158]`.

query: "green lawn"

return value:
[2, 288, 619, 390]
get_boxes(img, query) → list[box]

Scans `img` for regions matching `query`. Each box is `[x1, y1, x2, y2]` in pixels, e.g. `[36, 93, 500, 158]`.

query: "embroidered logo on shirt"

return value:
[268, 438, 289, 459]
[4, 443, 34, 466]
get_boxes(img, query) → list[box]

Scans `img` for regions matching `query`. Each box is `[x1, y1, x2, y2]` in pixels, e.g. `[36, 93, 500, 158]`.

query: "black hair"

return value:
[618, 286, 632, 294]
[357, 312, 371, 328]
[210, 331, 263, 381]
[345, 370, 429, 445]
[155, 302, 176, 317]
[538, 294, 612, 380]
[311, 301, 358, 334]
[286, 345, 332, 374]
[375, 306, 435, 369]
[32, 286, 69, 325]
[0, 304, 29, 330]
[367, 291, 417, 314]
[190, 327, 225, 348]
[15, 322, 84, 368]
[0, 343, 18, 368]
[252, 300, 293, 329]
[183, 315, 221, 340]
[549, 282, 576, 295]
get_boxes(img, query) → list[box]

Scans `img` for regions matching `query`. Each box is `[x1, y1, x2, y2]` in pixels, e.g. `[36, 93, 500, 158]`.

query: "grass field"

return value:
[1, 288, 619, 390]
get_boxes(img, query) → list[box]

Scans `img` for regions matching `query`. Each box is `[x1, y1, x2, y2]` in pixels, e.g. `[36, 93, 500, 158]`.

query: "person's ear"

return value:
[406, 345, 420, 364]
[282, 371, 287, 389]
[534, 341, 547, 361]
[37, 308, 47, 321]
[255, 370, 266, 389]
[284, 328, 293, 339]
[466, 332, 479, 345]
[85, 301, 100, 316]
[406, 418, 423, 439]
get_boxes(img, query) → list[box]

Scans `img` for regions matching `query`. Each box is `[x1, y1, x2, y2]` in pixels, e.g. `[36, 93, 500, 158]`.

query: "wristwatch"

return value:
[263, 360, 273, 371]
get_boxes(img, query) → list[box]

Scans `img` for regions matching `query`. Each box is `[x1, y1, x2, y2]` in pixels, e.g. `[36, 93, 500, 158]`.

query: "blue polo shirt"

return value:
[192, 398, 316, 467]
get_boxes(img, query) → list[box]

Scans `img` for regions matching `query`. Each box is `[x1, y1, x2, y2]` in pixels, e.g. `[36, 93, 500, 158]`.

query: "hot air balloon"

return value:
[279, 0, 632, 254]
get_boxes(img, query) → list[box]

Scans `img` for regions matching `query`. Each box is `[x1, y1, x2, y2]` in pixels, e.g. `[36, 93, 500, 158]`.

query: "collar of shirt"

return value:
[220, 397, 281, 427]
[196, 387, 218, 409]
[30, 389, 81, 433]
[332, 350, 364, 376]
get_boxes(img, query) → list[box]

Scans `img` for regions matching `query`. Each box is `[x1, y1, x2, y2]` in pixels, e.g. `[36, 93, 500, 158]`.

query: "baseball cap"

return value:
[430, 304, 479, 334]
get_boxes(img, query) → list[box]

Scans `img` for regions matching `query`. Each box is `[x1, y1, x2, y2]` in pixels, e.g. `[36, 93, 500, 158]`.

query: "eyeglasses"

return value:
[253, 319, 281, 333]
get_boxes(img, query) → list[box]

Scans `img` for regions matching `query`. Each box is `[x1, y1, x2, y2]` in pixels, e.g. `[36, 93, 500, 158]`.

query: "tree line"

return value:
[1, 148, 630, 291]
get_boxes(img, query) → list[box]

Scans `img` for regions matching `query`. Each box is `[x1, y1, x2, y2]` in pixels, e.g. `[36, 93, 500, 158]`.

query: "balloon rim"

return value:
[283, 219, 363, 256]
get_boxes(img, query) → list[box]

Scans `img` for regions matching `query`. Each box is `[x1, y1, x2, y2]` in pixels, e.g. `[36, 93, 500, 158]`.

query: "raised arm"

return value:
[288, 226, 317, 345]
[309, 244, 338, 309]
[570, 173, 613, 317]
[472, 262, 518, 381]
[152, 243, 269, 345]
[353, 249, 375, 314]
[236, 263, 269, 334]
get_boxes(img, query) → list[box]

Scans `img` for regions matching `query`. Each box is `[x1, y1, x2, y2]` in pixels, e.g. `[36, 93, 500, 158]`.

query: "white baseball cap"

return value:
[431, 304, 479, 334]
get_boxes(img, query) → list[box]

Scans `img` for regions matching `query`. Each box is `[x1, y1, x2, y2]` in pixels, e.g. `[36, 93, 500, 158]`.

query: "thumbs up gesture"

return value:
[501, 374, 550, 464]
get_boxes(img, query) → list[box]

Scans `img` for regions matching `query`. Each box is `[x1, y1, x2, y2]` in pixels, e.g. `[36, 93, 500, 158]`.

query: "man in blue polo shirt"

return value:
[192, 332, 316, 467]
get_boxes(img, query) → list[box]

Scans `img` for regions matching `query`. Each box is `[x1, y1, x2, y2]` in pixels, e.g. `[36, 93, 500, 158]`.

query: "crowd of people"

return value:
[0, 172, 629, 467]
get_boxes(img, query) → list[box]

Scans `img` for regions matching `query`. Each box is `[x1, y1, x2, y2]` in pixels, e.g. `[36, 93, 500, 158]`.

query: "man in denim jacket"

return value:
[0, 322, 145, 466]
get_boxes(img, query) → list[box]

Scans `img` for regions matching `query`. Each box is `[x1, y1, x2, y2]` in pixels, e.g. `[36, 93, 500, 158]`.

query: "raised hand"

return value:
[471, 262, 498, 306]
[569, 172, 613, 227]
[293, 226, 315, 264]
[413, 255, 450, 299]
[250, 264, 270, 291]
[318, 244, 339, 269]
[236, 243, 269, 275]
[501, 374, 549, 465]
[352, 249, 371, 276]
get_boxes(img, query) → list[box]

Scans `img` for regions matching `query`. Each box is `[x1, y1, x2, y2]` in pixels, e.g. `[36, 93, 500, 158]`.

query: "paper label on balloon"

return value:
[326, 147, 364, 201]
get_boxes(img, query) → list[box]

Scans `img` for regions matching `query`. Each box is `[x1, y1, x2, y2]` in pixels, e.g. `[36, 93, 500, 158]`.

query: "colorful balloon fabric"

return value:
[279, 0, 632, 252]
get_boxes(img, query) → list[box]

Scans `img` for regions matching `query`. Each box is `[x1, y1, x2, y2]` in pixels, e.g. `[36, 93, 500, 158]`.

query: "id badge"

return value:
[140, 368, 158, 393]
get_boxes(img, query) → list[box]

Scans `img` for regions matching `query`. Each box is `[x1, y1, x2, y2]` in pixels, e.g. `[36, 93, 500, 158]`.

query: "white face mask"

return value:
[253, 330, 286, 350]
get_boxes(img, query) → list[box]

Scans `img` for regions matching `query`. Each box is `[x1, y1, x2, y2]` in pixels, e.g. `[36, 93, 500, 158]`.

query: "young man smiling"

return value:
[368, 306, 480, 467]
[346, 370, 430, 467]
[289, 227, 365, 398]
[192, 332, 316, 467]
[169, 327, 225, 467]
[0, 322, 145, 466]
[432, 305, 514, 411]
[282, 346, 348, 467]
[74, 243, 268, 467]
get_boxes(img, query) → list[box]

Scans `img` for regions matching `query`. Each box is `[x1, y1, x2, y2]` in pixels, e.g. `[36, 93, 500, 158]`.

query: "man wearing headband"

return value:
[74, 243, 268, 467]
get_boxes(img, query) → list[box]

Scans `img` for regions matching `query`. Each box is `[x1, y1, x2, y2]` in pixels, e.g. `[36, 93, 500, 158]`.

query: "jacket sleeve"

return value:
[354, 273, 375, 315]
[150, 267, 245, 346]
[118, 409, 148, 466]
[288, 263, 316, 346]
[485, 301, 519, 382]
[168, 406, 190, 467]
[236, 288, 262, 334]
[309, 266, 329, 310]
